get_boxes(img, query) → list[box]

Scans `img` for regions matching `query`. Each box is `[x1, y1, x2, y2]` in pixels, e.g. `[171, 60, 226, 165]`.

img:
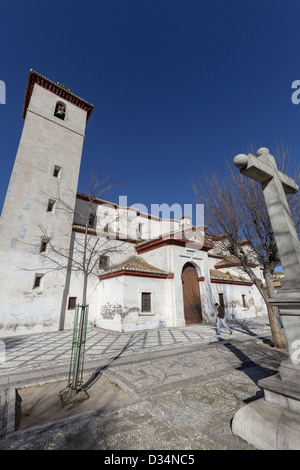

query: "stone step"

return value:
[258, 373, 300, 414]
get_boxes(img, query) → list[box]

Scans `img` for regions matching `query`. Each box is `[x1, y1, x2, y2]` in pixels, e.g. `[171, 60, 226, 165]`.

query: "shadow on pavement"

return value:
[78, 333, 142, 392]
[217, 337, 278, 404]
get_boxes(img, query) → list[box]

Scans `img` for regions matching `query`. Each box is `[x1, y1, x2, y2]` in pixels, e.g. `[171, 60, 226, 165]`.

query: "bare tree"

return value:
[24, 169, 126, 309]
[192, 144, 299, 349]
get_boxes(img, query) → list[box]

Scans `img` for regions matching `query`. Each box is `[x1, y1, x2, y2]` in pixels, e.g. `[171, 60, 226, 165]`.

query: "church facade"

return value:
[0, 71, 267, 337]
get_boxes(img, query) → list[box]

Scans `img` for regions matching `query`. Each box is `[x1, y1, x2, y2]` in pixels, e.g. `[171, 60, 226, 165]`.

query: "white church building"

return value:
[0, 70, 267, 337]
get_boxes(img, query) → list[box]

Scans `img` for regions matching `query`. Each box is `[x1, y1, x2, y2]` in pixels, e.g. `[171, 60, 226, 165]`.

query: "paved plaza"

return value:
[0, 315, 288, 450]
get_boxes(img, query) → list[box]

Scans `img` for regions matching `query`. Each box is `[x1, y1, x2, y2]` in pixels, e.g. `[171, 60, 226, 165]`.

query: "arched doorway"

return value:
[182, 263, 203, 324]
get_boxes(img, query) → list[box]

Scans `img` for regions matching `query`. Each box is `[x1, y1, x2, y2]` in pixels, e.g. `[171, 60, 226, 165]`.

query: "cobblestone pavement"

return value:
[0, 316, 289, 450]
[0, 316, 272, 380]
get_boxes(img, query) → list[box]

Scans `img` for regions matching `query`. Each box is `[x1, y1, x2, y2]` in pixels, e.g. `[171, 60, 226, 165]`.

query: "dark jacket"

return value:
[217, 305, 225, 319]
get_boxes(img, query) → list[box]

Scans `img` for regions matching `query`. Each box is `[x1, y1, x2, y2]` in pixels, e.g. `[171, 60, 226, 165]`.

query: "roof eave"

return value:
[22, 69, 94, 121]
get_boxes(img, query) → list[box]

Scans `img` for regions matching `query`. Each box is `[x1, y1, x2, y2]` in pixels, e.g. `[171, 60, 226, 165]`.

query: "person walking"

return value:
[215, 303, 233, 335]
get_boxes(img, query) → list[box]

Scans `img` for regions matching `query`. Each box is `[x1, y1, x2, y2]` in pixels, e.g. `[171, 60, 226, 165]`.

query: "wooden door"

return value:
[182, 263, 203, 324]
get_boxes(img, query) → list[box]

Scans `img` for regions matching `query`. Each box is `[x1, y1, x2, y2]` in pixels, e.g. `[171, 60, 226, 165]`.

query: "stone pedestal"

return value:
[232, 298, 300, 449]
[232, 394, 300, 450]
[232, 365, 300, 450]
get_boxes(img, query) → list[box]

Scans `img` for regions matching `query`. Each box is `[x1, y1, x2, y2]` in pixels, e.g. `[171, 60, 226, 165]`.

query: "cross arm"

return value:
[234, 153, 298, 195]
[234, 153, 273, 184]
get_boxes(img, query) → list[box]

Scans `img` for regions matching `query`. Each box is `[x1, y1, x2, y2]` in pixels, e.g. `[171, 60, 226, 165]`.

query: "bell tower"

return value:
[0, 70, 93, 336]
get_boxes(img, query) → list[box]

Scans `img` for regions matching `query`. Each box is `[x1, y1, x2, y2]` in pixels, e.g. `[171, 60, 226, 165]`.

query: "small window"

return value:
[68, 297, 77, 310]
[54, 101, 66, 120]
[33, 274, 43, 289]
[40, 239, 49, 253]
[242, 294, 247, 308]
[53, 165, 61, 178]
[47, 199, 55, 212]
[219, 293, 224, 308]
[99, 255, 109, 269]
[137, 222, 144, 239]
[89, 213, 95, 227]
[141, 292, 151, 312]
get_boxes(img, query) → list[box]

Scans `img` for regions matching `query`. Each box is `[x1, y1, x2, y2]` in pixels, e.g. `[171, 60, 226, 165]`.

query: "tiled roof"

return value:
[214, 255, 258, 268]
[210, 269, 245, 281]
[109, 256, 167, 275]
[23, 70, 94, 120]
[214, 255, 241, 267]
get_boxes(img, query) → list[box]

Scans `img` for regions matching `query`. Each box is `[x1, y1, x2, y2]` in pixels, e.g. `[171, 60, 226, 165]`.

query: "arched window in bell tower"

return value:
[54, 101, 66, 120]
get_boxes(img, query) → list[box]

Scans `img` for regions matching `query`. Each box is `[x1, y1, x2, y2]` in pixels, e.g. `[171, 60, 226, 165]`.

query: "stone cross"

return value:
[234, 147, 300, 287]
[234, 146, 300, 370]
[232, 147, 300, 450]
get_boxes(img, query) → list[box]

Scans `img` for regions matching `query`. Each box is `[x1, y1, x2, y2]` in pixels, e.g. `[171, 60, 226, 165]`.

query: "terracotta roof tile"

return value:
[214, 255, 241, 266]
[109, 256, 167, 274]
[210, 269, 244, 281]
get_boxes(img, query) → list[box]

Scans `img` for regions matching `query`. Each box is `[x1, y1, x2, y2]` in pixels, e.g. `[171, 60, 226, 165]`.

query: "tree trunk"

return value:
[82, 221, 88, 306]
[82, 271, 88, 306]
[263, 269, 288, 350]
[239, 260, 287, 349]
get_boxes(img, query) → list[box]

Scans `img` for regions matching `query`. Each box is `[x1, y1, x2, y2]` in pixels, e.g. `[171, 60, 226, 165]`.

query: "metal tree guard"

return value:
[59, 304, 89, 406]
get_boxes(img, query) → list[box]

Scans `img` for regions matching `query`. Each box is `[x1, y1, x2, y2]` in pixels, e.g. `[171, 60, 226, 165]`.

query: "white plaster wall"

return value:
[0, 250, 66, 335]
[209, 281, 267, 319]
[61, 231, 137, 329]
[66, 269, 125, 331]
[85, 273, 172, 332]
[138, 245, 170, 272]
[121, 275, 172, 331]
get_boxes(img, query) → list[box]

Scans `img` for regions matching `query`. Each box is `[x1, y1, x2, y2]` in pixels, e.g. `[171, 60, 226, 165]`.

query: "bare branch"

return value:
[192, 142, 299, 349]
[21, 168, 125, 306]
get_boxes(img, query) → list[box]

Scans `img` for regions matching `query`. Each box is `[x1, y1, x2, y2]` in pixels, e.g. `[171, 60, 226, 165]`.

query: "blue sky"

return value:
[1, 0, 300, 219]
